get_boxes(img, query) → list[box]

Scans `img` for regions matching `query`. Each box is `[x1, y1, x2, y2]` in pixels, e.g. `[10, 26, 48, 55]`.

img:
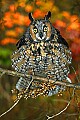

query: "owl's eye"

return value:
[33, 27, 38, 34]
[43, 26, 48, 32]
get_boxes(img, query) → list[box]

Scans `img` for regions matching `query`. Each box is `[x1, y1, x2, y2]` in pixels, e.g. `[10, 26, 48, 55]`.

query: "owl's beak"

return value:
[39, 32, 43, 39]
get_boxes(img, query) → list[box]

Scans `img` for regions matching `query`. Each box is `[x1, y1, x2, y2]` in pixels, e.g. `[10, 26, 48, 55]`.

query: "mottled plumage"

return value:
[11, 11, 72, 98]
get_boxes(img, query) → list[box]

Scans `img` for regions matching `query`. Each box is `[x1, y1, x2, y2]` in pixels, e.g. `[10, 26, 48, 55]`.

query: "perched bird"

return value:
[11, 11, 72, 98]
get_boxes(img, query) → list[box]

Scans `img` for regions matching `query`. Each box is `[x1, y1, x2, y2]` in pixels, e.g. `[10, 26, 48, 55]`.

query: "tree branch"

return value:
[46, 87, 75, 120]
[0, 77, 34, 118]
[0, 67, 79, 119]
[0, 67, 80, 89]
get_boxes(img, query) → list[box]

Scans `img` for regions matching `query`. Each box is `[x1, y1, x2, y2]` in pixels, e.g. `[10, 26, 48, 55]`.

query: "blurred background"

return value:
[0, 0, 80, 120]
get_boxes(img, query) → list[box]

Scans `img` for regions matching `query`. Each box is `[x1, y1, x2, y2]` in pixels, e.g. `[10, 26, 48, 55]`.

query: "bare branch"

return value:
[0, 67, 80, 89]
[0, 67, 79, 119]
[0, 71, 5, 78]
[46, 101, 70, 120]
[0, 77, 34, 118]
[0, 97, 20, 118]
[46, 88, 75, 120]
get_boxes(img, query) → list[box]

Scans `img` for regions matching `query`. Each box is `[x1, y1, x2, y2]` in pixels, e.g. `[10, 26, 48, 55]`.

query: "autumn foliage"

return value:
[0, 0, 80, 65]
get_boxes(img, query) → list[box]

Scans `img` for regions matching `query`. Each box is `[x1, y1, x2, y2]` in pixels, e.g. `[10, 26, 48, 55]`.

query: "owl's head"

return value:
[29, 11, 52, 42]
[16, 11, 69, 49]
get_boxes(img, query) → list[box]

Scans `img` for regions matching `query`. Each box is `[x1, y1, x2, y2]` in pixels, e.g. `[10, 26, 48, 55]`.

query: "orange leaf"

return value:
[4, 19, 13, 28]
[62, 11, 70, 19]
[67, 22, 80, 30]
[18, 2, 25, 8]
[13, 12, 20, 19]
[1, 38, 17, 45]
[9, 4, 17, 12]
[33, 9, 44, 18]
[4, 12, 14, 28]
[55, 20, 66, 27]
[70, 15, 79, 22]
[25, 5, 33, 12]
[15, 27, 23, 34]
[6, 30, 17, 37]
[13, 13, 25, 25]
[36, 1, 43, 5]
[24, 16, 30, 26]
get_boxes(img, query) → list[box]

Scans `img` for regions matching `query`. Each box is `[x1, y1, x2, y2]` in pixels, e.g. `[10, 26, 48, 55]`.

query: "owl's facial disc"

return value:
[30, 20, 51, 42]
[36, 30, 46, 41]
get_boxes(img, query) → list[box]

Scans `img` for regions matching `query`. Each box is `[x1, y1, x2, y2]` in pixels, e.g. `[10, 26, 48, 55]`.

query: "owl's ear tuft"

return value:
[29, 13, 34, 22]
[45, 11, 51, 20]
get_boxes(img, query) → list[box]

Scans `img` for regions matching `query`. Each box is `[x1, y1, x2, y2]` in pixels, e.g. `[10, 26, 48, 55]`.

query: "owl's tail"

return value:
[48, 77, 72, 96]
[16, 76, 32, 91]
[16, 76, 72, 97]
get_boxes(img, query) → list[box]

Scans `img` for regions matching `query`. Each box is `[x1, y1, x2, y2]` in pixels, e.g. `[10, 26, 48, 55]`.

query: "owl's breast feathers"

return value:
[11, 38, 72, 79]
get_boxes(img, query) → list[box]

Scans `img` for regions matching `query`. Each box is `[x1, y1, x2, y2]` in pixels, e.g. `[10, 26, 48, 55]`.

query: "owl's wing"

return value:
[56, 29, 69, 48]
[58, 34, 69, 48]
[16, 35, 27, 49]
[11, 45, 31, 73]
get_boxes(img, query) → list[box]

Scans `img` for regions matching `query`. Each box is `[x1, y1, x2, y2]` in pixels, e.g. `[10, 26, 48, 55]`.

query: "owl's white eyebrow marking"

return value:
[35, 21, 46, 32]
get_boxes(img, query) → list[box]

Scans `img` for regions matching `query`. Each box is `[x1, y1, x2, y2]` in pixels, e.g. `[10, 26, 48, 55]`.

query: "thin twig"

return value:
[0, 96, 21, 118]
[0, 78, 34, 118]
[46, 101, 70, 120]
[46, 88, 75, 120]
[0, 71, 5, 78]
[0, 68, 80, 89]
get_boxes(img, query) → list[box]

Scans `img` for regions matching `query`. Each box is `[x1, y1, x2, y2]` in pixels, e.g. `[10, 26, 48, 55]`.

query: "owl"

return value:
[11, 11, 72, 98]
